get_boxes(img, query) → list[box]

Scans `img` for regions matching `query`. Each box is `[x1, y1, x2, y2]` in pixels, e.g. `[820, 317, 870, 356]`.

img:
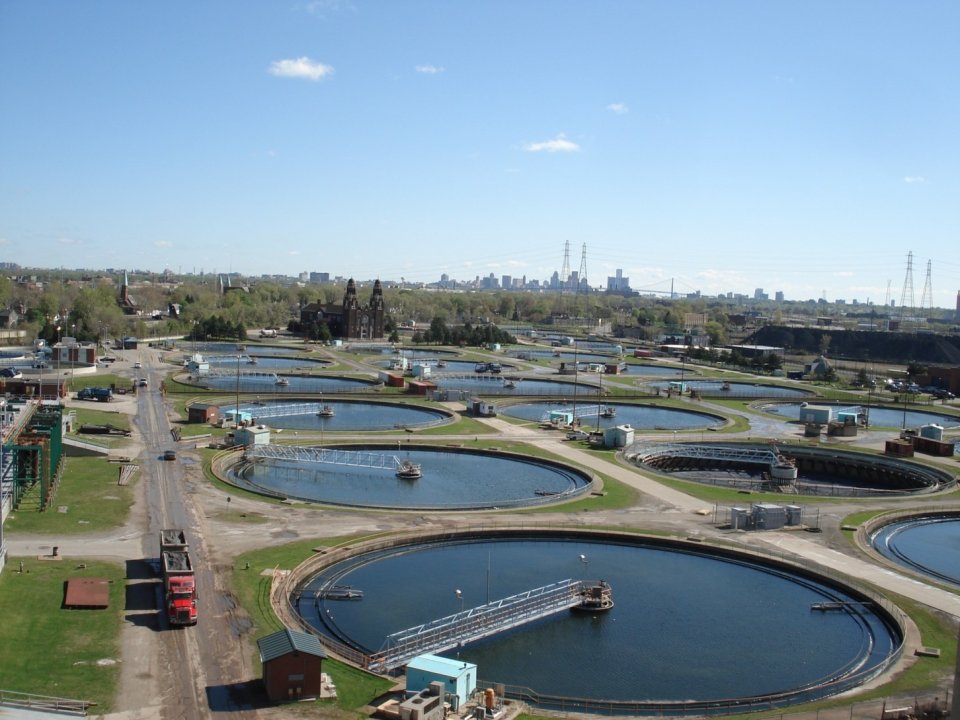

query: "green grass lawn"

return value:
[6, 456, 135, 535]
[68, 407, 132, 432]
[0, 558, 125, 711]
[232, 537, 394, 715]
[67, 374, 127, 392]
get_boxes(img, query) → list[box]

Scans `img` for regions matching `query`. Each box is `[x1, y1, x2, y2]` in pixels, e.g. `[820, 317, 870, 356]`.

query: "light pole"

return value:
[55, 325, 61, 400]
[455, 589, 463, 614]
[235, 355, 242, 429]
[579, 553, 588, 579]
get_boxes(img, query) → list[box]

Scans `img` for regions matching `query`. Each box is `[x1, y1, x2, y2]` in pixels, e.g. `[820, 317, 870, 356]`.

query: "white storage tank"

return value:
[785, 505, 803, 526]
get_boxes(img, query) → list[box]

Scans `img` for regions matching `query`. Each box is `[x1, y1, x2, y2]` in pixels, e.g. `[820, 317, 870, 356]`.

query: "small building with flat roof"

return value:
[406, 654, 477, 708]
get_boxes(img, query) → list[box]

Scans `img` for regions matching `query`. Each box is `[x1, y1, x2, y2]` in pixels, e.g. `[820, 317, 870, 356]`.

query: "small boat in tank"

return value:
[247, 356, 258, 364]
[275, 376, 289, 386]
[395, 459, 422, 479]
[721, 381, 732, 391]
[317, 405, 335, 417]
[437, 359, 447, 368]
[600, 406, 616, 418]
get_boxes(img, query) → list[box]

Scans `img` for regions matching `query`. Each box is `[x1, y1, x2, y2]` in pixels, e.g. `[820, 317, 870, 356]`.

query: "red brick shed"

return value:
[187, 402, 219, 424]
[406, 380, 436, 396]
[257, 628, 326, 702]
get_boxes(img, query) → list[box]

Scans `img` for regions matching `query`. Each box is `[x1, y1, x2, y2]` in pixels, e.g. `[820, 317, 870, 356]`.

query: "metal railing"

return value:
[368, 579, 584, 672]
[0, 688, 94, 716]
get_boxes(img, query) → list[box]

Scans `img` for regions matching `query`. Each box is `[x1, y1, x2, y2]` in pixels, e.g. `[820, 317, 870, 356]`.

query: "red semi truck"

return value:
[160, 529, 197, 626]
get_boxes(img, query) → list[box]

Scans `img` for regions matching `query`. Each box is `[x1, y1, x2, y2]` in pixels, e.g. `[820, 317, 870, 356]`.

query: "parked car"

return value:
[133, 361, 142, 369]
[566, 430, 589, 441]
[163, 450, 177, 461]
[138, 378, 148, 387]
[0, 367, 23, 379]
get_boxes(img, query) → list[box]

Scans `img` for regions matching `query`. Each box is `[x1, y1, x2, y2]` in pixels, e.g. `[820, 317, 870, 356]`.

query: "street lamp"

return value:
[455, 589, 463, 613]
[55, 325, 61, 398]
[579, 553, 588, 578]
[235, 355, 242, 429]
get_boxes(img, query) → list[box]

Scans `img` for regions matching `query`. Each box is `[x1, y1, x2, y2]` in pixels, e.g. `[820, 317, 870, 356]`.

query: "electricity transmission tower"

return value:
[576, 244, 588, 295]
[918, 259, 933, 320]
[898, 251, 915, 325]
[560, 240, 571, 293]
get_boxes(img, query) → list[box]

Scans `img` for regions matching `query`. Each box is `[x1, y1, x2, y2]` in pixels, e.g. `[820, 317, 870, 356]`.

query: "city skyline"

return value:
[1, 1, 958, 306]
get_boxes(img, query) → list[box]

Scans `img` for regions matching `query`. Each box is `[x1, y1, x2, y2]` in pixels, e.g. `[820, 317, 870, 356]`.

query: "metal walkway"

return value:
[540, 404, 610, 422]
[237, 402, 329, 419]
[367, 579, 586, 672]
[625, 442, 782, 467]
[246, 444, 407, 473]
[431, 373, 510, 382]
[201, 367, 280, 380]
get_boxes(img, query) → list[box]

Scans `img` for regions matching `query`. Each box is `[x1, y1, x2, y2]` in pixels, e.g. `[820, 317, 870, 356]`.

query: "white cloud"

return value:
[523, 134, 580, 153]
[155, 240, 173, 248]
[288, 250, 300, 256]
[57, 236, 78, 245]
[903, 176, 926, 184]
[606, 102, 628, 115]
[269, 57, 334, 81]
[415, 64, 444, 74]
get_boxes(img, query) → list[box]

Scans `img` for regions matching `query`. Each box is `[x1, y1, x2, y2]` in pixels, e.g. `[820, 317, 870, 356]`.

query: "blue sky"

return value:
[1, 1, 958, 307]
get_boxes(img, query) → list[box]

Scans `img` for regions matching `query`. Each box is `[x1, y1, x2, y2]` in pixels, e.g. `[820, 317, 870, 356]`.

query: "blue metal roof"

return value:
[407, 654, 475, 676]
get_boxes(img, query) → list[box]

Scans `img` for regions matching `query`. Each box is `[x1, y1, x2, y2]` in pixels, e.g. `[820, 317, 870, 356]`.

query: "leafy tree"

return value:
[906, 362, 927, 380]
[764, 352, 783, 371]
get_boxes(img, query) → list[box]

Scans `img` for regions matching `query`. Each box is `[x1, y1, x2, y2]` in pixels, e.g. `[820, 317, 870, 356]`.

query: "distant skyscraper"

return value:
[606, 268, 631, 293]
[501, 275, 512, 290]
[955, 290, 960, 322]
[775, 291, 784, 302]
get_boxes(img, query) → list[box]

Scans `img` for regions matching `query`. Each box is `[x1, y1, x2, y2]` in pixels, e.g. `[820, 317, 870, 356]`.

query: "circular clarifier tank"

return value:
[292, 530, 903, 713]
[649, 380, 812, 398]
[870, 513, 960, 586]
[762, 402, 960, 429]
[626, 442, 954, 497]
[233, 445, 593, 509]
[500, 401, 725, 431]
[201, 374, 374, 393]
[244, 400, 449, 432]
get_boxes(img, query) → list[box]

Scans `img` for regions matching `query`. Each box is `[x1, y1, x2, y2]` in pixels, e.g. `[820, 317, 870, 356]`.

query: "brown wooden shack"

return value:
[257, 628, 326, 702]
